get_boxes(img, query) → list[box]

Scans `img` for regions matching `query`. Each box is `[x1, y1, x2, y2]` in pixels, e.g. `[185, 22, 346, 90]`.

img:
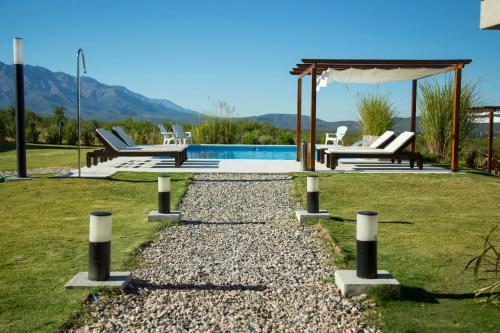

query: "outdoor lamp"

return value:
[306, 175, 319, 213]
[356, 211, 378, 279]
[88, 212, 112, 281]
[158, 176, 171, 214]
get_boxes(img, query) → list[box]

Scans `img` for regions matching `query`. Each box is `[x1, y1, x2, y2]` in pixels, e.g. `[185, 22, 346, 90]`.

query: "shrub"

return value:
[277, 131, 295, 145]
[26, 123, 40, 143]
[258, 134, 273, 144]
[45, 125, 62, 144]
[81, 123, 96, 146]
[192, 99, 237, 144]
[0, 119, 6, 142]
[242, 130, 259, 144]
[64, 122, 78, 145]
[419, 77, 480, 159]
[465, 149, 482, 169]
[357, 93, 395, 136]
[0, 107, 16, 139]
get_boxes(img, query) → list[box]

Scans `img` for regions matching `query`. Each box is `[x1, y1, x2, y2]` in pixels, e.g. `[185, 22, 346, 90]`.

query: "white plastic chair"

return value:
[172, 124, 193, 144]
[158, 124, 176, 145]
[325, 126, 348, 146]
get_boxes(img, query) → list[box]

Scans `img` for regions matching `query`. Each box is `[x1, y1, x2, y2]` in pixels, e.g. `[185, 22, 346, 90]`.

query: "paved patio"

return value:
[69, 157, 450, 177]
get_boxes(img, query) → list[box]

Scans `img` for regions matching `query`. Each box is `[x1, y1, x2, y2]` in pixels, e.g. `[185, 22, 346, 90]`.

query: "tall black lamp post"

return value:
[13, 37, 27, 178]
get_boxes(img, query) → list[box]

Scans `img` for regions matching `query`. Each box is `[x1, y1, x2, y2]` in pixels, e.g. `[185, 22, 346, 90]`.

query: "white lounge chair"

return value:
[172, 124, 192, 144]
[325, 126, 348, 146]
[324, 131, 423, 170]
[317, 131, 396, 163]
[158, 124, 176, 145]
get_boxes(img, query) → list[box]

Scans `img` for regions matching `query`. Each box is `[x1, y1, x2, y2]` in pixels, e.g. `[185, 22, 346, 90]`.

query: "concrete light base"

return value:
[65, 272, 132, 289]
[4, 176, 32, 182]
[334, 270, 400, 297]
[148, 210, 182, 222]
[295, 210, 330, 223]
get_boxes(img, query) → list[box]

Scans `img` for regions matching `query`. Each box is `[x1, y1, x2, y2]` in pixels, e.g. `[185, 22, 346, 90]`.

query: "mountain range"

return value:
[0, 61, 496, 136]
[0, 61, 201, 123]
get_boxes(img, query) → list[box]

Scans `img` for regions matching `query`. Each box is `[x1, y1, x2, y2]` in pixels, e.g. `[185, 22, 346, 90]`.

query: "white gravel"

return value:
[72, 173, 378, 332]
[0, 167, 71, 176]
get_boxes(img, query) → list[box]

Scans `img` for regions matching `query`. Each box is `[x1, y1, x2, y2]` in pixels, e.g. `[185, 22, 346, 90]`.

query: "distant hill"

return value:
[0, 61, 202, 123]
[239, 114, 498, 137]
[240, 114, 415, 133]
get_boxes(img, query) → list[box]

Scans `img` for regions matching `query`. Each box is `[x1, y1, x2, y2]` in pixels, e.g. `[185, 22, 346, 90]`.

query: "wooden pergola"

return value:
[469, 106, 499, 173]
[290, 59, 472, 172]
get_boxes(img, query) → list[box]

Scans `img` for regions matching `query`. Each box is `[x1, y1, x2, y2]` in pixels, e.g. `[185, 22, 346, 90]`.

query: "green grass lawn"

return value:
[0, 172, 192, 333]
[0, 142, 95, 171]
[294, 172, 500, 332]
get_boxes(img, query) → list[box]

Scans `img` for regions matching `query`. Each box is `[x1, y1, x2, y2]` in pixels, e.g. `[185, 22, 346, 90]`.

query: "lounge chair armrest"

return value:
[185, 132, 192, 137]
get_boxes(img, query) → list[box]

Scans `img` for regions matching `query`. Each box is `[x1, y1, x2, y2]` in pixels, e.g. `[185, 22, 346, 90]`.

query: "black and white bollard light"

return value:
[295, 175, 330, 223]
[158, 176, 171, 214]
[306, 175, 319, 213]
[148, 175, 181, 222]
[88, 212, 112, 281]
[356, 211, 378, 279]
[13, 37, 27, 178]
[334, 210, 400, 297]
[64, 211, 131, 289]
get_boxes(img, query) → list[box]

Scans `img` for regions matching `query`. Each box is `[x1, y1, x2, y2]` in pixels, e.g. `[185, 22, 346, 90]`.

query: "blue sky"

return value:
[1, 0, 499, 121]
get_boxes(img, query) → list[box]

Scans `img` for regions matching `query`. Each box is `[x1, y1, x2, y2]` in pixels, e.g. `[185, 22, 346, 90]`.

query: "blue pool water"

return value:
[186, 144, 297, 160]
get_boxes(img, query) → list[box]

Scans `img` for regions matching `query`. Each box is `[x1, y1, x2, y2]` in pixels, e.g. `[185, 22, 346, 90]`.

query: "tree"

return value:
[53, 106, 66, 144]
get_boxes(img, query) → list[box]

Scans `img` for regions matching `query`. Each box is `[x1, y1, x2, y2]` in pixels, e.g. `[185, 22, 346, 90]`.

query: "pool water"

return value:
[186, 144, 297, 160]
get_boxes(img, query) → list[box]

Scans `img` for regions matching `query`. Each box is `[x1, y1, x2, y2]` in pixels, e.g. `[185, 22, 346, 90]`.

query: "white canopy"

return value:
[473, 113, 500, 124]
[316, 66, 455, 91]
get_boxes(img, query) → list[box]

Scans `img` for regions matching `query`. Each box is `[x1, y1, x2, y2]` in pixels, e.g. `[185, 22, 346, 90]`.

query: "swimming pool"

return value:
[186, 144, 298, 160]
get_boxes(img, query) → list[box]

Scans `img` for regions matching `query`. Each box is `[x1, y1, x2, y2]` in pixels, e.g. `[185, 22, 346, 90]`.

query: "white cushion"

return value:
[383, 131, 415, 153]
[369, 131, 395, 148]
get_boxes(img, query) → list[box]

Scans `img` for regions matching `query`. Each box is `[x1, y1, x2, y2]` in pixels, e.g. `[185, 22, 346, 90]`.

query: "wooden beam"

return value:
[451, 65, 462, 172]
[410, 80, 417, 152]
[301, 59, 472, 66]
[309, 65, 317, 171]
[488, 110, 494, 172]
[296, 78, 302, 161]
[298, 64, 315, 79]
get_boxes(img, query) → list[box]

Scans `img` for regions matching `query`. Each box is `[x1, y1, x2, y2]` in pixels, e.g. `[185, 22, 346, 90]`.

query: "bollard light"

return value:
[88, 212, 112, 281]
[13, 37, 27, 178]
[306, 175, 319, 213]
[158, 176, 171, 214]
[356, 211, 378, 279]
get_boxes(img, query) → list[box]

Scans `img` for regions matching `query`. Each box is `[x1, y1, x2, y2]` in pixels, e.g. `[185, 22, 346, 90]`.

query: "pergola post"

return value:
[309, 65, 317, 171]
[451, 65, 462, 172]
[409, 80, 417, 152]
[296, 78, 302, 161]
[488, 110, 494, 172]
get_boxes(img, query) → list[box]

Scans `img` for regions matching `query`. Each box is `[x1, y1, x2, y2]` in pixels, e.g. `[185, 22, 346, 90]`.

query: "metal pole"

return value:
[76, 49, 87, 178]
[13, 38, 27, 178]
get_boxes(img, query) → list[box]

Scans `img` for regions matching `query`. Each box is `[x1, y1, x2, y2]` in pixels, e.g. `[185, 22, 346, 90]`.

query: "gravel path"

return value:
[74, 174, 378, 332]
[0, 167, 71, 176]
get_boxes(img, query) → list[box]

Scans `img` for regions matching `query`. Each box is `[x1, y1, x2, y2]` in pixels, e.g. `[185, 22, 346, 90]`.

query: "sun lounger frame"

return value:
[87, 130, 188, 168]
